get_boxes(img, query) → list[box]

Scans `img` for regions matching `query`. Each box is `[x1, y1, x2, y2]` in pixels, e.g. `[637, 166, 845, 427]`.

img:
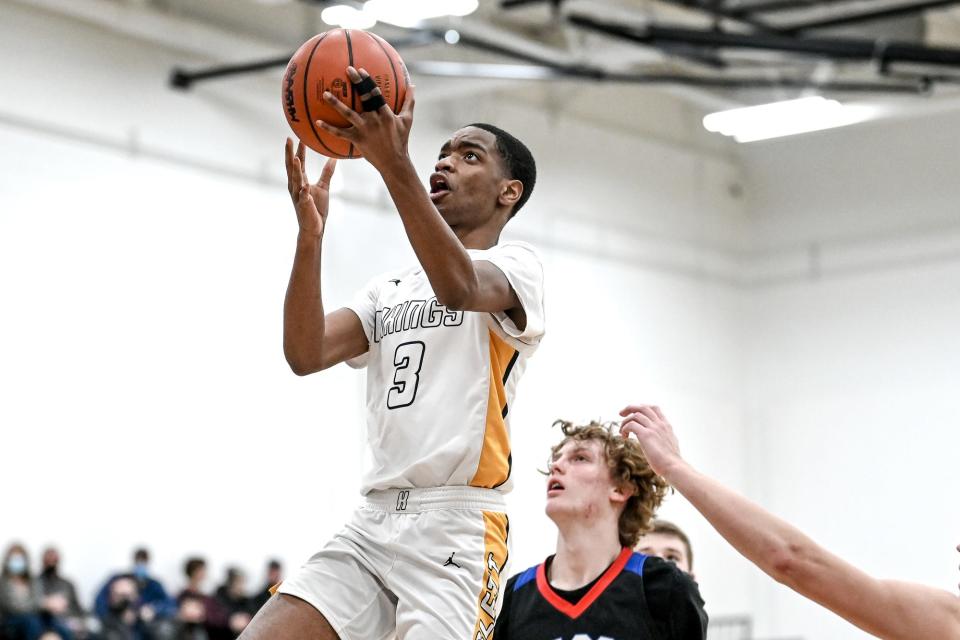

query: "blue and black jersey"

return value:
[495, 547, 707, 640]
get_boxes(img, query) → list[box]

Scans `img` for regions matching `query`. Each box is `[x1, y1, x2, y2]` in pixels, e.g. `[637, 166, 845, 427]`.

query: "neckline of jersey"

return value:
[535, 546, 632, 620]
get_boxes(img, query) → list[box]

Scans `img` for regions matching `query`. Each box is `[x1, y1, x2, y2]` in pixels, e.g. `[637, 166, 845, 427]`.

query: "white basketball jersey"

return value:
[345, 241, 545, 495]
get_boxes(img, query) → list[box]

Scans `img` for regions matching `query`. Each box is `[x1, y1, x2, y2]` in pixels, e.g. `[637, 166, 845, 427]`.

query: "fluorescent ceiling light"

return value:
[703, 96, 880, 143]
[364, 0, 479, 28]
[321, 4, 377, 29]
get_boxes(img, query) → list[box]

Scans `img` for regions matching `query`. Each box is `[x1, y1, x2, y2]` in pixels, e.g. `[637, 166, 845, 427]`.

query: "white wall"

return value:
[0, 0, 753, 619]
[740, 114, 960, 639]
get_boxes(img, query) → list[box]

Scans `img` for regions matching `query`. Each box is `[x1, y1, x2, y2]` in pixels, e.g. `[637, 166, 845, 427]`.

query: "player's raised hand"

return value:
[284, 137, 337, 237]
[618, 404, 685, 480]
[315, 66, 416, 173]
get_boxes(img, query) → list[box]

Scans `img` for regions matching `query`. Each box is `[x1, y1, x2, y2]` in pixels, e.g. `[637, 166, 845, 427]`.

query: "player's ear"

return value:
[498, 179, 523, 210]
[610, 481, 634, 505]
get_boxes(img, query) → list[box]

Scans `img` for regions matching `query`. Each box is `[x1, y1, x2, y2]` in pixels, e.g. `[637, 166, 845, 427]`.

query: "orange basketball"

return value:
[281, 28, 410, 159]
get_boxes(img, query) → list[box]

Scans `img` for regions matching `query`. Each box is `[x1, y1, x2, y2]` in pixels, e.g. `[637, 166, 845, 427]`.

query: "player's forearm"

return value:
[664, 462, 826, 589]
[283, 233, 328, 375]
[378, 158, 479, 309]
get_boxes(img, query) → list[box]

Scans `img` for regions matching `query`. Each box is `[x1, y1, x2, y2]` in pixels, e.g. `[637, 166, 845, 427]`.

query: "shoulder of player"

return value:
[637, 554, 703, 600]
[473, 240, 541, 261]
[505, 562, 541, 594]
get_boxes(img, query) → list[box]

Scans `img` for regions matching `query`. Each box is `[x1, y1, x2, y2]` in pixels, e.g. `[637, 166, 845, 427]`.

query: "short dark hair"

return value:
[466, 123, 536, 216]
[184, 557, 206, 579]
[651, 519, 694, 571]
[133, 548, 150, 563]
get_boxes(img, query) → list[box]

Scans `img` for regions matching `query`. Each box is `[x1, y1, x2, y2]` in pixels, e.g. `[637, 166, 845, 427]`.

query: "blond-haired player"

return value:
[495, 421, 708, 639]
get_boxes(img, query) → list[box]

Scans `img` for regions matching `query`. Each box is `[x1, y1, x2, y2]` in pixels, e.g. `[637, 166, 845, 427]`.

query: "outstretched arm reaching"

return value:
[619, 404, 960, 640]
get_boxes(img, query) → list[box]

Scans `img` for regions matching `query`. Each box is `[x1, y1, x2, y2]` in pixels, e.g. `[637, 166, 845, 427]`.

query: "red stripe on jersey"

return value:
[534, 547, 632, 619]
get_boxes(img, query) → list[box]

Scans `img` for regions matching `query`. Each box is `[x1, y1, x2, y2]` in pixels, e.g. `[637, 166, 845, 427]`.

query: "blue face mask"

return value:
[133, 563, 149, 579]
[6, 554, 27, 575]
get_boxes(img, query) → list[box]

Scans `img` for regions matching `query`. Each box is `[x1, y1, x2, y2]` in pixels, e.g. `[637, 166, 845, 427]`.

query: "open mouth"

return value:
[547, 479, 564, 495]
[429, 173, 450, 201]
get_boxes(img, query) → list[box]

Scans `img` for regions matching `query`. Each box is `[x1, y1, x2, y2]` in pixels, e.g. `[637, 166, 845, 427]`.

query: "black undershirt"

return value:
[544, 555, 608, 604]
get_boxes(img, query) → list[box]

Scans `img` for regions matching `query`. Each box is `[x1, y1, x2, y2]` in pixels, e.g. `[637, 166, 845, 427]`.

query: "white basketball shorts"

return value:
[277, 486, 510, 640]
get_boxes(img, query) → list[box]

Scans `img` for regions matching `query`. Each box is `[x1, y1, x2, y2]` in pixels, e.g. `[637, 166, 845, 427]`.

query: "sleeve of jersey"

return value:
[343, 276, 380, 369]
[643, 558, 709, 640]
[493, 575, 516, 640]
[481, 241, 546, 351]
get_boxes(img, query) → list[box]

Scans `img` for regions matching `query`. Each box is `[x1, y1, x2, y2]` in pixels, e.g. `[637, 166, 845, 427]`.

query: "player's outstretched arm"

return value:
[619, 404, 960, 640]
[315, 69, 522, 319]
[283, 138, 368, 375]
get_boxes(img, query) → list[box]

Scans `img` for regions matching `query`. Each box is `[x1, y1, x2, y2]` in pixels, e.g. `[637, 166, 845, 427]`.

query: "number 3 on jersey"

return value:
[387, 341, 425, 409]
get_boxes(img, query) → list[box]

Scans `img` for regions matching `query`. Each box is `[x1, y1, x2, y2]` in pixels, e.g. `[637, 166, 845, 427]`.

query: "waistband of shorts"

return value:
[363, 486, 506, 514]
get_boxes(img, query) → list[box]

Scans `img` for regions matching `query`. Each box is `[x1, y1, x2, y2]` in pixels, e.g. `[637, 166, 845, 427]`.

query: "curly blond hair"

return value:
[549, 420, 670, 548]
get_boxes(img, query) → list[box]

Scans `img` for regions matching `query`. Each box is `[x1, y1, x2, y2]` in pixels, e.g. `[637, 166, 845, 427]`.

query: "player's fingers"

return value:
[315, 119, 355, 142]
[619, 404, 650, 418]
[400, 84, 415, 119]
[346, 65, 363, 83]
[635, 406, 662, 423]
[623, 412, 656, 430]
[651, 406, 666, 421]
[295, 142, 310, 186]
[619, 418, 650, 439]
[292, 155, 309, 190]
[323, 92, 364, 127]
[297, 140, 306, 168]
[317, 158, 337, 190]
[284, 138, 296, 193]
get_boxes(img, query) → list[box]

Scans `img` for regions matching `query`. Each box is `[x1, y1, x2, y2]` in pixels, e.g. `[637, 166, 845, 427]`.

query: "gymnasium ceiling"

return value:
[144, 0, 960, 96]
[18, 0, 960, 139]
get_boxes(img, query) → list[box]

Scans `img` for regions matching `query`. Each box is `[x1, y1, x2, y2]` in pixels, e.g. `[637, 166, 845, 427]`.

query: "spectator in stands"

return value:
[97, 576, 163, 640]
[213, 568, 251, 639]
[1, 542, 43, 640]
[176, 558, 226, 640]
[247, 561, 281, 613]
[94, 549, 175, 622]
[36, 547, 86, 637]
[636, 519, 696, 578]
[171, 594, 209, 640]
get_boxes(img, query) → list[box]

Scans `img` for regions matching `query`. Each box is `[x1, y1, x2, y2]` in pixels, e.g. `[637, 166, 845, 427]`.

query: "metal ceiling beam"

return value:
[568, 14, 960, 67]
[171, 32, 440, 90]
[169, 53, 925, 93]
[778, 0, 960, 33]
[656, 0, 782, 32]
[723, 0, 855, 17]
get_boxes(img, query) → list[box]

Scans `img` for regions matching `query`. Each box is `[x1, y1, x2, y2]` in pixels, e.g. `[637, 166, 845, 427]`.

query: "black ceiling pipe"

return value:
[568, 14, 960, 68]
[778, 0, 960, 34]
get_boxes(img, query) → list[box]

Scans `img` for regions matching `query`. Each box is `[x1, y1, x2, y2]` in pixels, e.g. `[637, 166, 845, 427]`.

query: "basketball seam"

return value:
[367, 32, 401, 113]
[302, 31, 347, 159]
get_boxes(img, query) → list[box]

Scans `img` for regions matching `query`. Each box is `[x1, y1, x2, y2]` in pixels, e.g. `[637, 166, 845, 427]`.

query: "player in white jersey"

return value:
[240, 71, 544, 640]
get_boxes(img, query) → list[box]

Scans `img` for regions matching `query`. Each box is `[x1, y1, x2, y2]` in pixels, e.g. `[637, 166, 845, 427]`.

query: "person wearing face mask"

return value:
[36, 547, 86, 637]
[94, 548, 175, 623]
[97, 576, 168, 640]
[1, 542, 44, 640]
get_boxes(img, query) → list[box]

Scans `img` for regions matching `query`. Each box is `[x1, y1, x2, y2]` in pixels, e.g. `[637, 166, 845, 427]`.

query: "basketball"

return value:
[282, 28, 410, 159]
